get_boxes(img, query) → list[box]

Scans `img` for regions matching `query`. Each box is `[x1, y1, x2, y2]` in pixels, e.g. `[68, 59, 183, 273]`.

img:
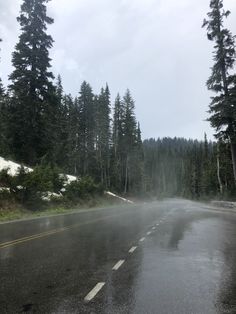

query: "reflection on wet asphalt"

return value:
[0, 199, 236, 313]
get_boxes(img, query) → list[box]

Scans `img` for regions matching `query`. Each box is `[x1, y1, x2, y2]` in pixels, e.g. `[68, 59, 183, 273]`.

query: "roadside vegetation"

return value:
[0, 0, 236, 221]
[0, 163, 120, 222]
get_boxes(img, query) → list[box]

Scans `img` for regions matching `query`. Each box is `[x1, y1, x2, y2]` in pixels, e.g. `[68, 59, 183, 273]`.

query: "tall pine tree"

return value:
[8, 0, 55, 165]
[0, 38, 8, 156]
[95, 85, 111, 187]
[0, 38, 4, 96]
[122, 89, 138, 194]
[203, 0, 236, 183]
[78, 81, 96, 176]
[111, 94, 124, 191]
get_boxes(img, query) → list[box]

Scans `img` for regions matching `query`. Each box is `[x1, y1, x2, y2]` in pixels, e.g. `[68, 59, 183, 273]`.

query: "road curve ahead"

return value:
[1, 199, 236, 313]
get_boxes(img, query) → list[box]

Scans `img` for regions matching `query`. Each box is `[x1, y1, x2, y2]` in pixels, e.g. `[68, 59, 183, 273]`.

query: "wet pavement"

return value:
[1, 199, 236, 313]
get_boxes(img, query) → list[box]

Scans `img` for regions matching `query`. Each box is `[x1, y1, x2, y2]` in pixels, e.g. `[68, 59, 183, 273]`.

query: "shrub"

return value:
[64, 176, 104, 203]
[0, 163, 65, 210]
[18, 164, 65, 209]
[0, 168, 13, 188]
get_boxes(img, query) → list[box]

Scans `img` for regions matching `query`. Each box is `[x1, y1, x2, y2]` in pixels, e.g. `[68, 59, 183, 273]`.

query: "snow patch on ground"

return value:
[0, 156, 77, 185]
[105, 191, 134, 204]
[42, 192, 63, 201]
[0, 157, 33, 176]
[64, 174, 77, 184]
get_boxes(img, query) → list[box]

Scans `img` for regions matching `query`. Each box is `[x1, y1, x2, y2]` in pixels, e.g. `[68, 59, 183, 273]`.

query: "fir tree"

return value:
[0, 38, 4, 96]
[66, 95, 80, 175]
[110, 94, 124, 191]
[203, 0, 236, 183]
[95, 85, 111, 187]
[112, 94, 123, 158]
[131, 122, 144, 193]
[122, 89, 137, 193]
[78, 81, 96, 176]
[0, 38, 9, 156]
[53, 75, 70, 168]
[8, 0, 55, 165]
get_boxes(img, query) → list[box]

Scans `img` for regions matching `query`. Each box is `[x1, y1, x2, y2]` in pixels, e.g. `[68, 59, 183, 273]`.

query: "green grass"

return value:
[0, 196, 123, 223]
[0, 208, 30, 222]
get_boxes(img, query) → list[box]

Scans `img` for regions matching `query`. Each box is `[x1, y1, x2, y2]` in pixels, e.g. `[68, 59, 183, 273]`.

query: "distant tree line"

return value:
[143, 137, 235, 199]
[0, 0, 235, 202]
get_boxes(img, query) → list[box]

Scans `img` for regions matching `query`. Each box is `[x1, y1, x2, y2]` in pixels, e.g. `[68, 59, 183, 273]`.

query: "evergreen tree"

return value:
[111, 94, 124, 191]
[110, 90, 143, 194]
[0, 38, 9, 156]
[122, 89, 138, 193]
[78, 81, 96, 176]
[0, 79, 3, 96]
[53, 75, 71, 168]
[8, 0, 55, 165]
[112, 94, 123, 158]
[202, 133, 210, 194]
[66, 95, 80, 175]
[217, 140, 235, 195]
[203, 0, 236, 183]
[56, 74, 63, 102]
[131, 122, 144, 193]
[0, 38, 4, 96]
[95, 84, 111, 187]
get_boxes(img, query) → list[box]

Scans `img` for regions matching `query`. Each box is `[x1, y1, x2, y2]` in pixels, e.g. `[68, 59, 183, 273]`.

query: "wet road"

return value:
[1, 199, 236, 313]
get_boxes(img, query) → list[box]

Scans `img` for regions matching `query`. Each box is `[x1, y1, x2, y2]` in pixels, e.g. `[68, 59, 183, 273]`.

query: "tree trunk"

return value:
[124, 156, 128, 194]
[217, 144, 223, 194]
[230, 141, 236, 185]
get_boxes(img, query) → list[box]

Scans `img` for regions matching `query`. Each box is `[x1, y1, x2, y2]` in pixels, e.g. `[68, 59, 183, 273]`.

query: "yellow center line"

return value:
[0, 211, 131, 250]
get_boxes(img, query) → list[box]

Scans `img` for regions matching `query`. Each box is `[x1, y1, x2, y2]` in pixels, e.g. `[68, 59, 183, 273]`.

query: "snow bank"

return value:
[0, 156, 77, 184]
[105, 191, 134, 204]
[64, 174, 77, 184]
[0, 157, 33, 176]
[0, 187, 10, 193]
[42, 192, 63, 202]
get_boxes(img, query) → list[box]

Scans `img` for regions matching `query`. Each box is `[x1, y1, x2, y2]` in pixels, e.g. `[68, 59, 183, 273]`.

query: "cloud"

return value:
[0, 0, 236, 139]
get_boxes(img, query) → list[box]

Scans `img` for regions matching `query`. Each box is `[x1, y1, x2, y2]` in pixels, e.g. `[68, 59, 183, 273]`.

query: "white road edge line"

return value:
[129, 246, 137, 253]
[139, 237, 146, 242]
[84, 282, 105, 302]
[112, 260, 125, 271]
[147, 231, 151, 235]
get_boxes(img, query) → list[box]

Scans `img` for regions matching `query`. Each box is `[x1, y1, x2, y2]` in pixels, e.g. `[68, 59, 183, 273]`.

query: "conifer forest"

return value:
[0, 0, 236, 207]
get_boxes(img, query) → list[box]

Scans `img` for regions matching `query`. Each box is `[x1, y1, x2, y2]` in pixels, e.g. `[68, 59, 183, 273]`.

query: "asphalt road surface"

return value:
[1, 199, 236, 313]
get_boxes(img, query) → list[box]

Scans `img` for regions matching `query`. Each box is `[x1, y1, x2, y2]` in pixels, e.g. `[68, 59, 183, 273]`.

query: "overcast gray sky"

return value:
[0, 0, 236, 140]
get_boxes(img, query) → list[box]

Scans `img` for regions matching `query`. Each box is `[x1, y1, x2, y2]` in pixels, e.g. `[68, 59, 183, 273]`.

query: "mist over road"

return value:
[1, 200, 236, 313]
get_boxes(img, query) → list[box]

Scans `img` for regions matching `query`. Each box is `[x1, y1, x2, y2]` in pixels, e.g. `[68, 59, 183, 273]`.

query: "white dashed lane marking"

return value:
[84, 215, 170, 303]
[84, 282, 105, 302]
[129, 246, 137, 253]
[112, 260, 125, 271]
